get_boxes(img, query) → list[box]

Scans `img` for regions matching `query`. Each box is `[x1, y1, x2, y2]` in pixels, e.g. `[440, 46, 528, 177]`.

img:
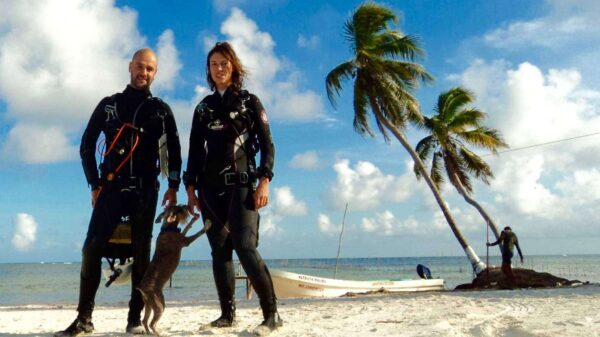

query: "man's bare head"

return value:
[129, 48, 158, 90]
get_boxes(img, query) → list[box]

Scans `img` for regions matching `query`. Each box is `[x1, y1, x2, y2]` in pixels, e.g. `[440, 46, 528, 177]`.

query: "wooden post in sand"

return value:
[486, 220, 490, 286]
[334, 203, 348, 279]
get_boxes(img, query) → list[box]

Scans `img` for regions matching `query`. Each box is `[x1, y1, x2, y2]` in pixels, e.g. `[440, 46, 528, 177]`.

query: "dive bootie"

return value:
[261, 312, 283, 329]
[203, 299, 236, 329]
[252, 312, 283, 336]
[54, 317, 94, 337]
[125, 320, 146, 334]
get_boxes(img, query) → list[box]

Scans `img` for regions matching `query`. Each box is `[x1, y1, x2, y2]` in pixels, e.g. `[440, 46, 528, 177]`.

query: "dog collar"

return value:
[160, 227, 181, 233]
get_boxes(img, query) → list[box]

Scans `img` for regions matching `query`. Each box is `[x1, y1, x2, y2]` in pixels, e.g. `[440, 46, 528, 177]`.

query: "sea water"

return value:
[0, 255, 597, 306]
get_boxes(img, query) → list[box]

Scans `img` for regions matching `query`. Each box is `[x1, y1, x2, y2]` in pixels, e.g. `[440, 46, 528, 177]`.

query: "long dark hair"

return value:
[206, 41, 247, 91]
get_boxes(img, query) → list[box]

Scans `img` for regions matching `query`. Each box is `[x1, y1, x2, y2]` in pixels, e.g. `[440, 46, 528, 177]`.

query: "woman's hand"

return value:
[254, 177, 270, 209]
[186, 185, 202, 215]
[91, 188, 101, 208]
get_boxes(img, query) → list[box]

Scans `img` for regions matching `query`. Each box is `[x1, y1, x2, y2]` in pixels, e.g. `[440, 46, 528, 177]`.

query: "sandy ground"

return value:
[2, 285, 600, 337]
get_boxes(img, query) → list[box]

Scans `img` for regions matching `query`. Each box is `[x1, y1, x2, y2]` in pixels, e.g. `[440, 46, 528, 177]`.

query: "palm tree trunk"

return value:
[370, 101, 486, 273]
[451, 173, 502, 244]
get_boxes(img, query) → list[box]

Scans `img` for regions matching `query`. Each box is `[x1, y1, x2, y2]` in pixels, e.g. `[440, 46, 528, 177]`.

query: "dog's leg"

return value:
[150, 290, 165, 336]
[181, 214, 199, 235]
[184, 219, 212, 246]
[139, 288, 152, 334]
[142, 291, 152, 334]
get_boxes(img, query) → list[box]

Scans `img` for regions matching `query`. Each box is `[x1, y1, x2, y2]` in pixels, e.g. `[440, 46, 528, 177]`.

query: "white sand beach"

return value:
[2, 286, 599, 337]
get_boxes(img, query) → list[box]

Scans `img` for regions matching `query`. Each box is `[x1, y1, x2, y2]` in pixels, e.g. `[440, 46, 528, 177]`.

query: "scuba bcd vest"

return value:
[99, 93, 170, 181]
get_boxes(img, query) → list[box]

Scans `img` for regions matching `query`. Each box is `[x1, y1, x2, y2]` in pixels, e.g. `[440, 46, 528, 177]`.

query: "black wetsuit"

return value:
[184, 86, 276, 317]
[78, 85, 182, 323]
[490, 230, 523, 264]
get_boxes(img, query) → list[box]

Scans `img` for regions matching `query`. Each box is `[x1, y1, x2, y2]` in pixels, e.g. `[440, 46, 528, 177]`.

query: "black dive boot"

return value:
[260, 312, 283, 329]
[209, 299, 236, 328]
[253, 298, 283, 336]
[54, 317, 94, 337]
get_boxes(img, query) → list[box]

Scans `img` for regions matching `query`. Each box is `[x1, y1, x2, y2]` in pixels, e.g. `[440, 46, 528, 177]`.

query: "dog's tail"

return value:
[136, 287, 148, 300]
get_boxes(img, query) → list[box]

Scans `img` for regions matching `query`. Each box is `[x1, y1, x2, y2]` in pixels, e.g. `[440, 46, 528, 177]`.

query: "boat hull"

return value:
[271, 270, 444, 299]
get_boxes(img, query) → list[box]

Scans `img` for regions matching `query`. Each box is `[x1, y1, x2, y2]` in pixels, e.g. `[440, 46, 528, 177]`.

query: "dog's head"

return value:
[155, 205, 190, 229]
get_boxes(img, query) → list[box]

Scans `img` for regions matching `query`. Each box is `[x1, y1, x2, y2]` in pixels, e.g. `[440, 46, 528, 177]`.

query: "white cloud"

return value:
[297, 34, 320, 49]
[212, 0, 247, 13]
[480, 0, 600, 87]
[289, 151, 320, 170]
[259, 210, 282, 239]
[257, 185, 308, 238]
[153, 29, 182, 92]
[273, 186, 308, 216]
[454, 59, 600, 224]
[359, 210, 458, 237]
[0, 1, 181, 164]
[3, 124, 78, 163]
[325, 159, 415, 211]
[12, 213, 37, 251]
[214, 8, 326, 122]
[484, 0, 600, 51]
[317, 213, 340, 234]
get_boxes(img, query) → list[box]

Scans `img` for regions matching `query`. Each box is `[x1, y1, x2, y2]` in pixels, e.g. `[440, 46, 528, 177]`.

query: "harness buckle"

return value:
[224, 172, 249, 185]
[224, 172, 235, 186]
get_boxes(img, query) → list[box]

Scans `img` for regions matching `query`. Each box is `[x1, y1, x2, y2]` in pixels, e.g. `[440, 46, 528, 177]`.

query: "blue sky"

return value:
[2, 0, 600, 263]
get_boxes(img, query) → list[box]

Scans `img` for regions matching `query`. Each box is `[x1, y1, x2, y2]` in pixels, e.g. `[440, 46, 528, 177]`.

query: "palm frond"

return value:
[459, 146, 493, 185]
[325, 61, 356, 108]
[458, 127, 508, 152]
[374, 33, 425, 61]
[447, 108, 486, 132]
[345, 3, 397, 54]
[414, 135, 436, 179]
[443, 151, 473, 193]
[437, 87, 474, 124]
[431, 151, 445, 191]
[353, 71, 373, 136]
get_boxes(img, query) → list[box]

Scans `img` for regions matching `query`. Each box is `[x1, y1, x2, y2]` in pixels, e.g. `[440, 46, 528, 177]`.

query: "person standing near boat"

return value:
[55, 48, 182, 336]
[487, 226, 524, 287]
[184, 41, 282, 333]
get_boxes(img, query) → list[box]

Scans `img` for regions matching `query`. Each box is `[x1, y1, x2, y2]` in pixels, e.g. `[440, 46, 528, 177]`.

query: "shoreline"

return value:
[2, 285, 600, 337]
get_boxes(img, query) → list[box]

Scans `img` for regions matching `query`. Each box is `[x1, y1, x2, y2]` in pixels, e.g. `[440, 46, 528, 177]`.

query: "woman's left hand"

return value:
[254, 177, 270, 209]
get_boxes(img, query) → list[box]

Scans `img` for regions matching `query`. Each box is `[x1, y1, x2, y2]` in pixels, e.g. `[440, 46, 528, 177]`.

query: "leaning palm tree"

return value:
[326, 2, 486, 273]
[414, 87, 509, 247]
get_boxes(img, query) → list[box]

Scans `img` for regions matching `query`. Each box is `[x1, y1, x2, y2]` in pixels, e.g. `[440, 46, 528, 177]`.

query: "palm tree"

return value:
[414, 87, 508, 245]
[326, 2, 486, 273]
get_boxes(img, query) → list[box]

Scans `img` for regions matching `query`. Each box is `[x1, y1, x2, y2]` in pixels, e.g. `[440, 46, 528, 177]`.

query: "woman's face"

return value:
[209, 52, 233, 91]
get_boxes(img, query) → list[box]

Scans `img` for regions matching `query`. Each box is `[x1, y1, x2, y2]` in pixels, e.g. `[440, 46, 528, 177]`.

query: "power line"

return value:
[481, 131, 600, 157]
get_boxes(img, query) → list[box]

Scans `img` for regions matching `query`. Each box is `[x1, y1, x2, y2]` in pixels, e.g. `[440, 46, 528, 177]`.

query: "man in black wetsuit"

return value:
[55, 48, 182, 337]
[488, 226, 524, 287]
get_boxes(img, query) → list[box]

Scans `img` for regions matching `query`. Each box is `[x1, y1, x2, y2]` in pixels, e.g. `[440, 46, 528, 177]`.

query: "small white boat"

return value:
[270, 270, 444, 299]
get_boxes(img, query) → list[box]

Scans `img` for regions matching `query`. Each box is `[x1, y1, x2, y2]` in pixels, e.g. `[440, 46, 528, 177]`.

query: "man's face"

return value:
[129, 51, 157, 90]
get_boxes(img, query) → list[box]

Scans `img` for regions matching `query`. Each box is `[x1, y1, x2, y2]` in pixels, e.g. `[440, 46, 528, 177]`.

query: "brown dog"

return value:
[137, 205, 211, 335]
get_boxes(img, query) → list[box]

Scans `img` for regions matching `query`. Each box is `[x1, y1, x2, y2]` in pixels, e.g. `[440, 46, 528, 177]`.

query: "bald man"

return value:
[55, 49, 182, 337]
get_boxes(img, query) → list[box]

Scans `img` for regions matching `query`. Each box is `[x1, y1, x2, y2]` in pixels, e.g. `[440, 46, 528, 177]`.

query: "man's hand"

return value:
[91, 188, 101, 208]
[520, 256, 524, 264]
[186, 185, 201, 214]
[162, 188, 177, 207]
[486, 242, 491, 247]
[254, 178, 270, 209]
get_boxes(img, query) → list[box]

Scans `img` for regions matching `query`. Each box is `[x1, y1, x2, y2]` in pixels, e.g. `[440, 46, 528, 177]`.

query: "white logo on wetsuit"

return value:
[105, 104, 117, 122]
[208, 119, 225, 130]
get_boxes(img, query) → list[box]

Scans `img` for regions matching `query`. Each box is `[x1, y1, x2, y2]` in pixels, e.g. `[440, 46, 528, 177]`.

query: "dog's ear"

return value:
[155, 211, 166, 224]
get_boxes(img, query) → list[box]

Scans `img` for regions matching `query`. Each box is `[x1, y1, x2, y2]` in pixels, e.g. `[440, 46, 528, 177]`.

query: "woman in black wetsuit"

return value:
[184, 42, 282, 333]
